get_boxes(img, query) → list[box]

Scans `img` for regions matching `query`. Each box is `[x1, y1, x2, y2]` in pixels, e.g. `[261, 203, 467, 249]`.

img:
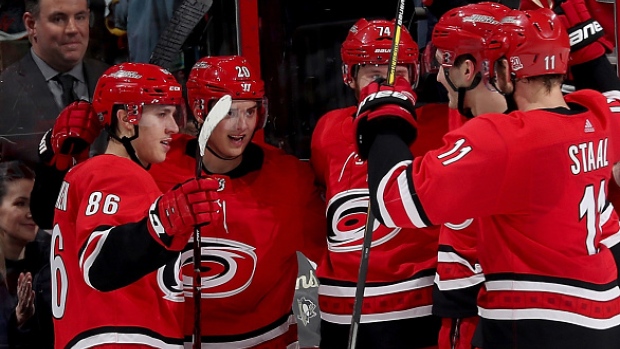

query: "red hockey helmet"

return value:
[92, 63, 185, 127]
[186, 55, 267, 128]
[488, 8, 569, 79]
[420, 42, 440, 76]
[432, 2, 510, 74]
[341, 18, 419, 86]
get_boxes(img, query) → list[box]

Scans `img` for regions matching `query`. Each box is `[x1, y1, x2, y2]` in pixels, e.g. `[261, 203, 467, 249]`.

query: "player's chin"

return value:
[148, 151, 168, 165]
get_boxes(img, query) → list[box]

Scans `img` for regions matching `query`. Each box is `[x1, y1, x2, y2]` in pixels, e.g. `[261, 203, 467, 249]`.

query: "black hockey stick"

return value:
[192, 95, 232, 349]
[347, 1, 406, 348]
[149, 0, 214, 71]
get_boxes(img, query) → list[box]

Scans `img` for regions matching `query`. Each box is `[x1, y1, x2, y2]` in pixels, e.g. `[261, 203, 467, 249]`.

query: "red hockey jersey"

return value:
[310, 105, 439, 329]
[434, 107, 484, 319]
[149, 134, 326, 347]
[52, 155, 185, 349]
[370, 89, 620, 348]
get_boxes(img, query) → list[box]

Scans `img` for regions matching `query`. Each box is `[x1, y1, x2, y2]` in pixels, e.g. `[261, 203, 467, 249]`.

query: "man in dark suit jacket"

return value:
[0, 0, 108, 168]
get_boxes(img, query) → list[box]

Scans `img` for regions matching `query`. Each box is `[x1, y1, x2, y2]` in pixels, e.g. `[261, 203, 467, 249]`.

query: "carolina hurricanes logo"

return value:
[326, 189, 401, 252]
[157, 254, 184, 302]
[180, 237, 257, 298]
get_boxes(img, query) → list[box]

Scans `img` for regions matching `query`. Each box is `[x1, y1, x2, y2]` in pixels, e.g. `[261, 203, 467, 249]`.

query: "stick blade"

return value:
[198, 95, 232, 157]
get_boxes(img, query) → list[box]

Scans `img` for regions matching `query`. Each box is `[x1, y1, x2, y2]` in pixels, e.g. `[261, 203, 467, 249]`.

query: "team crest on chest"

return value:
[180, 237, 257, 298]
[326, 189, 401, 252]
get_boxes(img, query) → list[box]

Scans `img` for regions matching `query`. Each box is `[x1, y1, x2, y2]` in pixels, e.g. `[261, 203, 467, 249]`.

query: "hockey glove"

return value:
[39, 101, 102, 171]
[354, 76, 418, 160]
[147, 177, 221, 251]
[555, 0, 613, 66]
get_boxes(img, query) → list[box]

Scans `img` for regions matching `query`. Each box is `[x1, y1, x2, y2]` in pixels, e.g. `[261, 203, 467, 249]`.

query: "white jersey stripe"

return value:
[479, 307, 620, 330]
[319, 275, 434, 298]
[437, 251, 483, 274]
[435, 273, 485, 291]
[377, 160, 427, 228]
[71, 332, 183, 349]
[377, 160, 412, 228]
[190, 314, 297, 349]
[485, 280, 620, 302]
[601, 227, 620, 248]
[79, 228, 112, 290]
[397, 168, 429, 228]
[322, 305, 433, 324]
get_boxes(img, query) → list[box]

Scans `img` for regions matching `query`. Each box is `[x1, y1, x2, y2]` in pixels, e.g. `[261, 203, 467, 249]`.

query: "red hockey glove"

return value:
[354, 76, 418, 160]
[147, 177, 221, 251]
[555, 0, 613, 66]
[39, 101, 102, 171]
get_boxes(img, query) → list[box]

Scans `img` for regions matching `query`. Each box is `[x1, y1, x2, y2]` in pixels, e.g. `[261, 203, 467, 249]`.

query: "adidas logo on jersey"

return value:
[584, 119, 595, 133]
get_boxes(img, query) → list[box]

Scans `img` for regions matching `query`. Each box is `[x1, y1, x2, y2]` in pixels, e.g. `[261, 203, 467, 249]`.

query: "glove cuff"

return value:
[146, 197, 173, 249]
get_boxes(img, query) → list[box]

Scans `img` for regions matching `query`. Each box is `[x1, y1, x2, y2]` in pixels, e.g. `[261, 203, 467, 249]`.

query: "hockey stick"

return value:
[192, 95, 232, 349]
[347, 1, 406, 348]
[149, 0, 214, 71]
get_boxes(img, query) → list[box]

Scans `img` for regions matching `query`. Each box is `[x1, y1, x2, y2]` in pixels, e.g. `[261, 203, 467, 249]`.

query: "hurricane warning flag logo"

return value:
[326, 189, 400, 252]
[180, 237, 257, 298]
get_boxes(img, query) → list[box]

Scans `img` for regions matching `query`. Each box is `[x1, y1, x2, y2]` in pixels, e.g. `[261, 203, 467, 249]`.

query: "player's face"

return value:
[352, 64, 410, 98]
[132, 104, 180, 166]
[24, 0, 90, 72]
[207, 100, 259, 159]
[0, 179, 37, 246]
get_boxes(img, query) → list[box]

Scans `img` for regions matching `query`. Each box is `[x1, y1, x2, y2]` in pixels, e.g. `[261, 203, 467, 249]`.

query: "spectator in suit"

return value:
[0, 0, 108, 167]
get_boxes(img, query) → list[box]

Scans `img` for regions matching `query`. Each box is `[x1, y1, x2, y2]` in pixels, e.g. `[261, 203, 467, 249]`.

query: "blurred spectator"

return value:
[106, 0, 183, 63]
[0, 161, 52, 349]
[0, 238, 8, 349]
[0, 0, 108, 167]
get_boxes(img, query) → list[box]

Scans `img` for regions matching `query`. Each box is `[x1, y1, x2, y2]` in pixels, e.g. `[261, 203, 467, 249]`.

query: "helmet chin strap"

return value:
[457, 88, 476, 119]
[205, 144, 242, 161]
[106, 125, 151, 170]
[444, 69, 481, 119]
[503, 74, 519, 113]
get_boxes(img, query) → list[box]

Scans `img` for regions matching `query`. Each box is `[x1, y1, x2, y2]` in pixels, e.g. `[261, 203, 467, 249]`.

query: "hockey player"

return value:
[310, 18, 440, 349]
[432, 2, 620, 347]
[50, 63, 221, 348]
[147, 55, 327, 348]
[429, 3, 509, 349]
[357, 8, 620, 349]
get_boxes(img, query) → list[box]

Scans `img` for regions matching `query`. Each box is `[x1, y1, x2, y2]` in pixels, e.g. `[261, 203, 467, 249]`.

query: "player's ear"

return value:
[115, 109, 133, 137]
[463, 59, 476, 83]
[348, 78, 358, 90]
